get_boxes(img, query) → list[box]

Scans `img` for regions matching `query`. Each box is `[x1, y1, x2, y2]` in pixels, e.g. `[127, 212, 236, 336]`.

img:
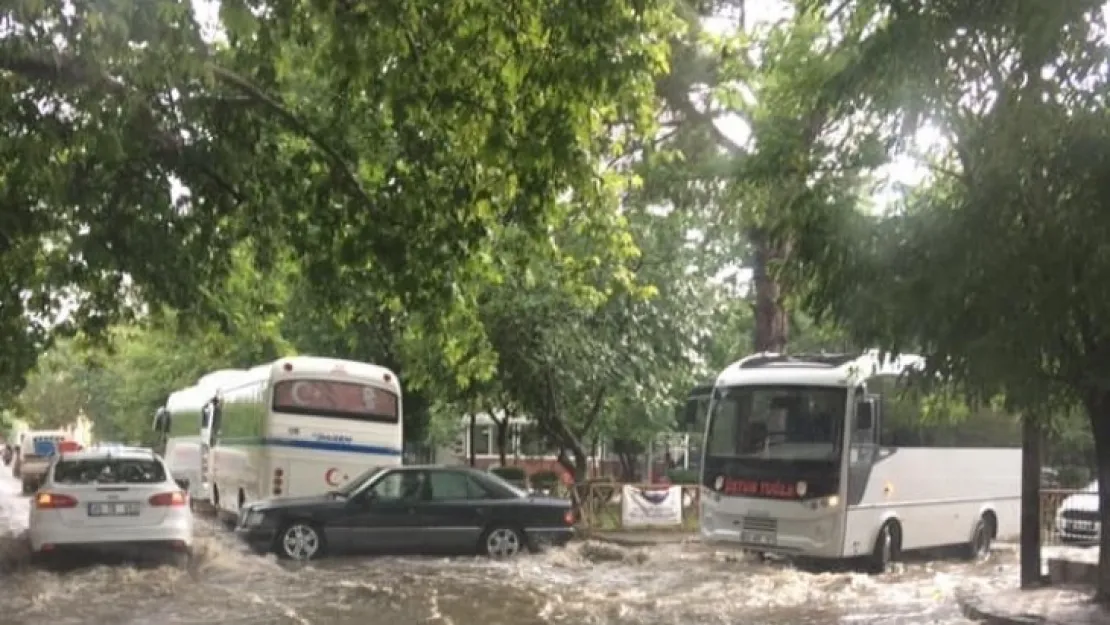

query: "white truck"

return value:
[206, 356, 403, 521]
[18, 429, 70, 494]
[690, 350, 1021, 572]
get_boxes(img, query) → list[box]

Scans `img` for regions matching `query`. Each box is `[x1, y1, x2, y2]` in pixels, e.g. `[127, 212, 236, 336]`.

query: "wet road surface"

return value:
[0, 472, 1015, 624]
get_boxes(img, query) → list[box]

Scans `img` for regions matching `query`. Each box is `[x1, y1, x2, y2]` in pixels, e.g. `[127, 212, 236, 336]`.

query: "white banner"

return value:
[621, 485, 683, 527]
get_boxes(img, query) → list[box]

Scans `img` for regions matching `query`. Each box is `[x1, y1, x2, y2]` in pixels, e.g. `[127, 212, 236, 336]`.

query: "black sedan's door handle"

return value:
[474, 507, 487, 516]
[406, 507, 417, 514]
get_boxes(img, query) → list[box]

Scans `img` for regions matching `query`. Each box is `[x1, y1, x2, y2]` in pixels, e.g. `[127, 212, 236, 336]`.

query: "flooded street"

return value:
[0, 472, 1015, 624]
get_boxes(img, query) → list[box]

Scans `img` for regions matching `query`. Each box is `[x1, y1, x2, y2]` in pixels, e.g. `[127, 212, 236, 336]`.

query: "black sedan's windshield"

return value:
[333, 466, 385, 497]
[479, 471, 528, 499]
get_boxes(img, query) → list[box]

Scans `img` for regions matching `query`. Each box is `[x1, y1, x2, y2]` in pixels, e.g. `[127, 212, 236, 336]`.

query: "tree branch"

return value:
[0, 49, 373, 209]
[207, 65, 373, 208]
[1, 50, 246, 204]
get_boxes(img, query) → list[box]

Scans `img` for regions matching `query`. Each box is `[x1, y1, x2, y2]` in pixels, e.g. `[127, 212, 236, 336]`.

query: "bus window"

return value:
[872, 374, 1020, 448]
[705, 386, 846, 462]
[272, 380, 399, 423]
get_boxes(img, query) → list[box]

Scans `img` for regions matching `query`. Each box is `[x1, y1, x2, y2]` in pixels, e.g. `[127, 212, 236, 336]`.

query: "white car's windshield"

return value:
[54, 458, 167, 485]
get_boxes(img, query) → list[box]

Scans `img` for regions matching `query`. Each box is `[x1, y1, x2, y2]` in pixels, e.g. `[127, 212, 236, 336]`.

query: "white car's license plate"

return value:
[88, 502, 140, 517]
[740, 530, 777, 546]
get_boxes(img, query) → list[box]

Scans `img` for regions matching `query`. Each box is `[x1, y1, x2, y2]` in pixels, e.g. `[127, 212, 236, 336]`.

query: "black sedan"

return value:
[235, 465, 576, 560]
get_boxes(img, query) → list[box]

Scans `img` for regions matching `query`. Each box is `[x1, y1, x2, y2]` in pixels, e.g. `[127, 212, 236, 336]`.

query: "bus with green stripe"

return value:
[154, 369, 251, 504]
[204, 356, 403, 521]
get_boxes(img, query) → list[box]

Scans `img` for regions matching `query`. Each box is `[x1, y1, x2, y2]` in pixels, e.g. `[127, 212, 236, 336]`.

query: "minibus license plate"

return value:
[88, 502, 140, 517]
[740, 530, 777, 546]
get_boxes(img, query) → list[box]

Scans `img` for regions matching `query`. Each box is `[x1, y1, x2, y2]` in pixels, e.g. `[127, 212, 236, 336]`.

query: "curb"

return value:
[583, 533, 695, 547]
[957, 594, 1051, 625]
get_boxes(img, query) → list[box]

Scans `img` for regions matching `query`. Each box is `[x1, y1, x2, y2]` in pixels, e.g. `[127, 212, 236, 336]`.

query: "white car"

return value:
[28, 447, 194, 565]
[1056, 480, 1100, 544]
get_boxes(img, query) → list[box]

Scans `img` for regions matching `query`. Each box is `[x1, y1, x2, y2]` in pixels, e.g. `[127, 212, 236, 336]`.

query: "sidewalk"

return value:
[959, 587, 1110, 624]
[961, 545, 1107, 624]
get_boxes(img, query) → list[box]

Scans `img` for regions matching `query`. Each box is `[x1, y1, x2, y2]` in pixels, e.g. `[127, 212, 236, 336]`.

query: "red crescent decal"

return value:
[325, 468, 340, 487]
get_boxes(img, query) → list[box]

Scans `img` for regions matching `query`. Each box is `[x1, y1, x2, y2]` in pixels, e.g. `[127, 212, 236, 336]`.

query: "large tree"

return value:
[788, 0, 1110, 600]
[0, 0, 675, 398]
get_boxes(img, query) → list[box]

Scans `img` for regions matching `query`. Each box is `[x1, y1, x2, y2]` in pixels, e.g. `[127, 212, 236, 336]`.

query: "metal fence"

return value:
[566, 483, 1102, 541]
[571, 481, 700, 532]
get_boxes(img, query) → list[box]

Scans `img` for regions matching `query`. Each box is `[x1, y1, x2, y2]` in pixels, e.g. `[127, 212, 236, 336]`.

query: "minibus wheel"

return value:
[965, 515, 995, 561]
[866, 521, 900, 574]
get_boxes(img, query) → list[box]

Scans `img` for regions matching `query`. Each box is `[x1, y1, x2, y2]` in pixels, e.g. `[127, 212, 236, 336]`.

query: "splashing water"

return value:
[0, 474, 1011, 625]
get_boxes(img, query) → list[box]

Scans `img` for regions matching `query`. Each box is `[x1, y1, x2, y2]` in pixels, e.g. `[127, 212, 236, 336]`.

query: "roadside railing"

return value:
[557, 482, 1099, 539]
[565, 480, 700, 532]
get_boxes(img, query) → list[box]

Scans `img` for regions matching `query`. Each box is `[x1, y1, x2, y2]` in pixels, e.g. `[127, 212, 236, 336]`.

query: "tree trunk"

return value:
[749, 228, 790, 353]
[555, 445, 589, 483]
[618, 452, 638, 481]
[495, 418, 509, 467]
[467, 413, 476, 467]
[1020, 414, 1044, 588]
[1085, 390, 1110, 603]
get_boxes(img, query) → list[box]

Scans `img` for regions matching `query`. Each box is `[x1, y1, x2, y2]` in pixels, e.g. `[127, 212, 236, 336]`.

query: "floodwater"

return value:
[0, 472, 1014, 625]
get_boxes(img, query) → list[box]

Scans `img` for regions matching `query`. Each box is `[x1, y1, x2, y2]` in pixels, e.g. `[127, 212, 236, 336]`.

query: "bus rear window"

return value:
[54, 458, 167, 485]
[272, 380, 398, 422]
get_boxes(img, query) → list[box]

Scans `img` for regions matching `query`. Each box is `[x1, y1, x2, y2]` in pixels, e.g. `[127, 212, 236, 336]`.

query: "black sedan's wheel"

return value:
[481, 526, 525, 559]
[276, 521, 324, 561]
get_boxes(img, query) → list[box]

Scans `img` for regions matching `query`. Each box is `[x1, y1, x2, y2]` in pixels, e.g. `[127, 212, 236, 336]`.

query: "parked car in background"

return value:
[28, 447, 194, 566]
[235, 465, 575, 560]
[19, 430, 69, 494]
[1056, 479, 1099, 544]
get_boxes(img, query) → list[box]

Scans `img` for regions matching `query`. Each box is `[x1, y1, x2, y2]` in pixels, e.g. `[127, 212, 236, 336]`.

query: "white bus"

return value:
[206, 356, 403, 520]
[689, 350, 1020, 572]
[154, 369, 250, 503]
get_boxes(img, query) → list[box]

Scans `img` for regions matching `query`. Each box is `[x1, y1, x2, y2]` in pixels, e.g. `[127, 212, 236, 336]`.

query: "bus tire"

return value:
[965, 515, 994, 561]
[866, 521, 900, 574]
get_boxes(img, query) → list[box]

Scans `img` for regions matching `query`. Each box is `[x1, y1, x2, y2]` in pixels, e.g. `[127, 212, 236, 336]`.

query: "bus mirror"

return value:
[152, 409, 169, 433]
[856, 401, 874, 431]
[207, 401, 223, 435]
